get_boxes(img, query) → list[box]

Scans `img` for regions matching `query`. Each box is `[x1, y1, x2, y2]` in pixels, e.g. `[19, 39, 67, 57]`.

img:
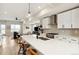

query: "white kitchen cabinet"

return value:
[63, 11, 72, 28]
[57, 13, 65, 28]
[57, 11, 72, 28]
[57, 8, 79, 29]
[72, 8, 79, 28]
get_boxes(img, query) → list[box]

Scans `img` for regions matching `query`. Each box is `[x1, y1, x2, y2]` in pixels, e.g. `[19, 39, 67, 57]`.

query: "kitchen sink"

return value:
[38, 37, 50, 41]
[46, 33, 58, 38]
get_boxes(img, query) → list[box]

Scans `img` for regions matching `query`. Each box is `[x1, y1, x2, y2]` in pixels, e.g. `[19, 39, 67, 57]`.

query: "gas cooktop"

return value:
[38, 37, 50, 41]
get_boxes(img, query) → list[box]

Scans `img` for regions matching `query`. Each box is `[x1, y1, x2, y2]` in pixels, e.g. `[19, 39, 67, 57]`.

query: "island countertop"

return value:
[22, 35, 79, 55]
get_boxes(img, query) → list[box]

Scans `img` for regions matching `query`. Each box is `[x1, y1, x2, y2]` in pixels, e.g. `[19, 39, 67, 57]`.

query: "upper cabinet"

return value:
[57, 8, 79, 29]
[72, 8, 79, 28]
[57, 11, 72, 28]
[63, 11, 72, 28]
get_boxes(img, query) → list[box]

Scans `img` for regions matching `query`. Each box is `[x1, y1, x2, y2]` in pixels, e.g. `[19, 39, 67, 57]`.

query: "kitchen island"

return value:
[22, 35, 79, 55]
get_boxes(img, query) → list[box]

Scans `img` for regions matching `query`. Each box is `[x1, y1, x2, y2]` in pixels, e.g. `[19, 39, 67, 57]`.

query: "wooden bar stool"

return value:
[18, 42, 30, 55]
[27, 48, 38, 55]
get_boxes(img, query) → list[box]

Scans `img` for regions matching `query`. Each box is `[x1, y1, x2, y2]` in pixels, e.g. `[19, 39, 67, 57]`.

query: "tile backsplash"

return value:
[43, 24, 79, 38]
[43, 25, 58, 33]
[58, 29, 79, 37]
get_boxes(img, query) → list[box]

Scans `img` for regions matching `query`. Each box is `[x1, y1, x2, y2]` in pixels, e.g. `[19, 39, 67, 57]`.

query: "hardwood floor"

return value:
[0, 36, 19, 55]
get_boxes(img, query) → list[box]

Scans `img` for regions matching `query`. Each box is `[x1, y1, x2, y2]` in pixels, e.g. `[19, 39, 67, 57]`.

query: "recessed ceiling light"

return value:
[4, 11, 7, 14]
[38, 6, 41, 9]
[29, 18, 31, 21]
[23, 20, 26, 23]
[28, 13, 31, 17]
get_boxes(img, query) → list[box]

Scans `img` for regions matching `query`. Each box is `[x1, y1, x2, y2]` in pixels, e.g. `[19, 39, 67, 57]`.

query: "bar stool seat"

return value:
[27, 48, 38, 55]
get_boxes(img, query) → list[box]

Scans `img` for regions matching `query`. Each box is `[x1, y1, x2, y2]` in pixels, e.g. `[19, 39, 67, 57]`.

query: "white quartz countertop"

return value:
[22, 35, 79, 55]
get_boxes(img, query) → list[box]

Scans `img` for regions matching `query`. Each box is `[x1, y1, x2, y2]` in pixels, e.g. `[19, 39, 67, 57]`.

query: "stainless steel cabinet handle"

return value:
[62, 24, 64, 28]
[71, 24, 72, 28]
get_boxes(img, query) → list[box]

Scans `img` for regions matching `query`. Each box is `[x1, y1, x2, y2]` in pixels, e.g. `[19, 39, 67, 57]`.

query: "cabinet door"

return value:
[57, 14, 62, 28]
[57, 13, 65, 28]
[63, 11, 72, 28]
[72, 8, 79, 28]
[57, 11, 72, 28]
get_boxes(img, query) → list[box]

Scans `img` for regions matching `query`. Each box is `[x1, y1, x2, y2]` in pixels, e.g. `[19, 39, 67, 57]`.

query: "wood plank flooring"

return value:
[0, 36, 19, 55]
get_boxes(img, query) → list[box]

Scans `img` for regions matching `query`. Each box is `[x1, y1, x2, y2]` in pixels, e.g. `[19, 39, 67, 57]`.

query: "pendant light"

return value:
[27, 3, 32, 21]
[28, 3, 31, 17]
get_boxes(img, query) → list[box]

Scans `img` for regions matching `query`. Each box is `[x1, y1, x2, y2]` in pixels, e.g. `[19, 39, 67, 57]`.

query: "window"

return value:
[1, 25, 5, 34]
[11, 24, 21, 33]
[0, 24, 5, 34]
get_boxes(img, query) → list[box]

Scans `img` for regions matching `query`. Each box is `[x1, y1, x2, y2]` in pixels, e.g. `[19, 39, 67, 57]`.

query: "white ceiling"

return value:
[37, 3, 79, 18]
[0, 3, 79, 20]
[0, 3, 52, 20]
